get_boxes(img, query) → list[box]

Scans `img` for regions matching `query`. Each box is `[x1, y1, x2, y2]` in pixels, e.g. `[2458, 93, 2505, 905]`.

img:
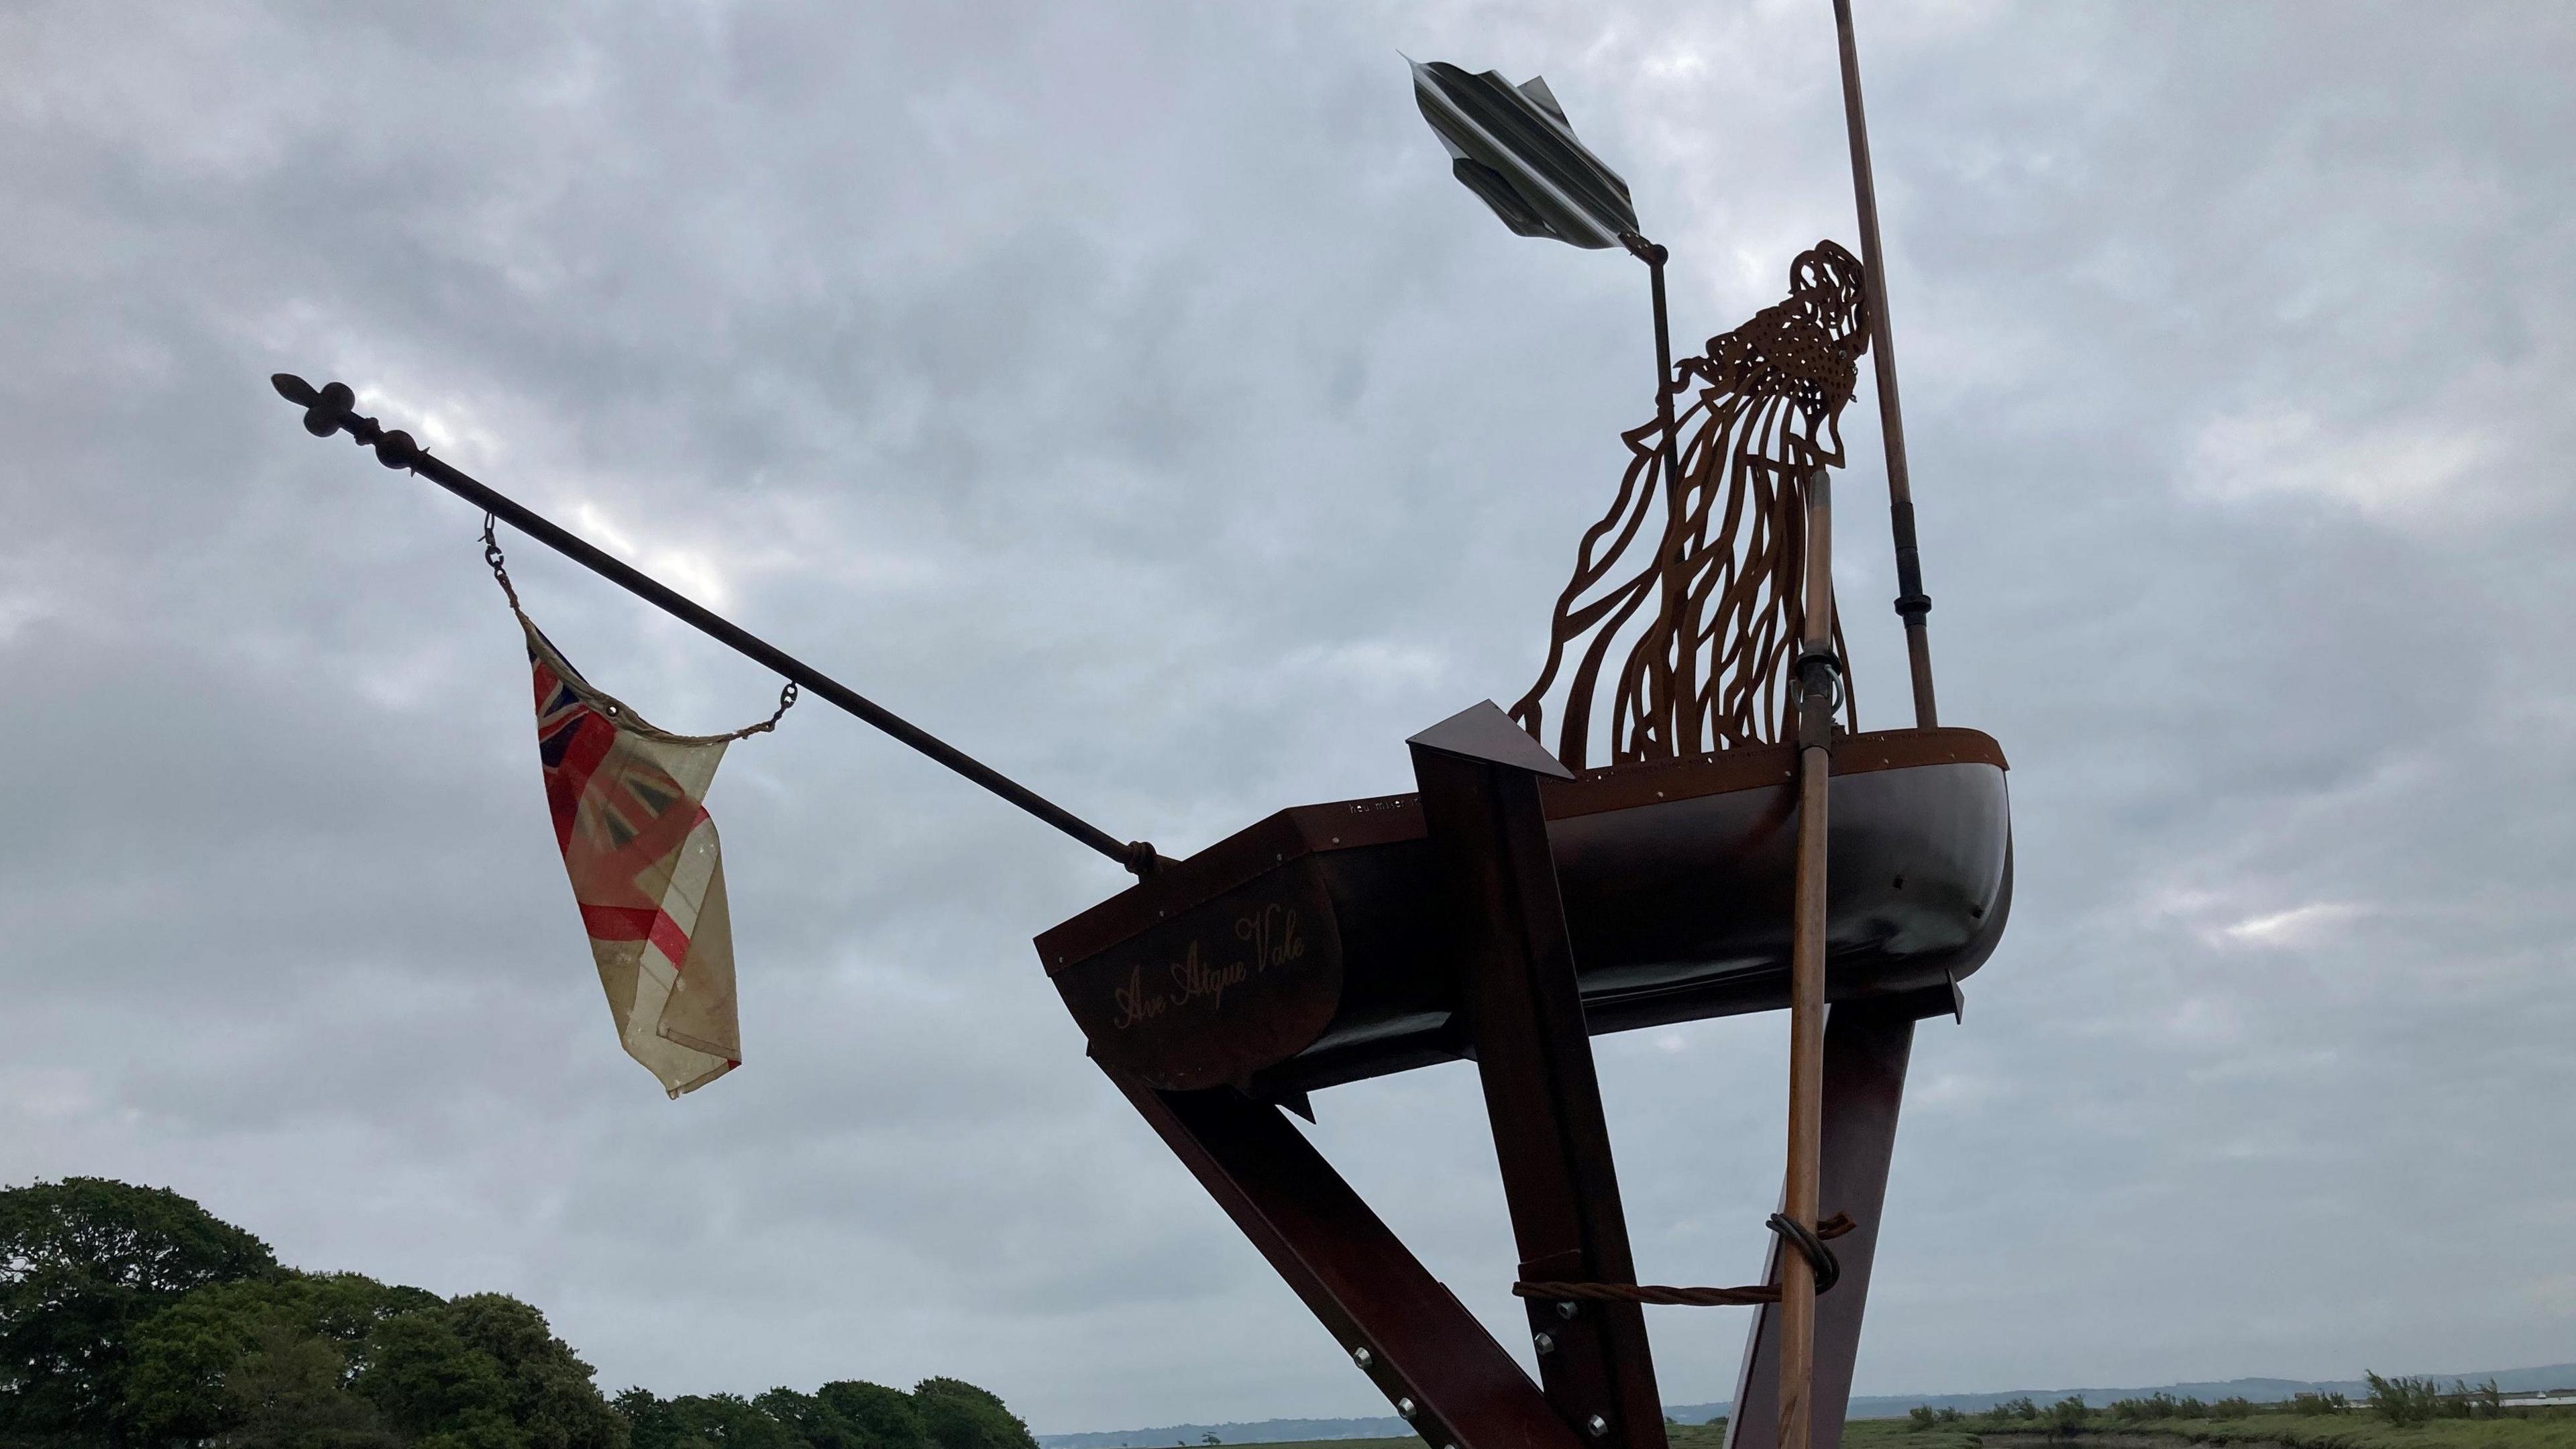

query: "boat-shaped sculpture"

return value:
[1042, 235, 2010, 1100]
[1038, 727, 2007, 1095]
[270, 28, 1996, 1449]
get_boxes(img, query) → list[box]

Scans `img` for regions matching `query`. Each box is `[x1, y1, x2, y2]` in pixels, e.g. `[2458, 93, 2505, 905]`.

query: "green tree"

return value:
[358, 1296, 623, 1449]
[0, 1177, 1051, 1449]
[1980, 1395, 2039, 1429]
[122, 1273, 438, 1445]
[0, 1177, 278, 1441]
[2445, 1379, 2502, 1419]
[619, 1392, 793, 1449]
[439, 1296, 624, 1449]
[360, 1309, 516, 1444]
[908, 1381, 1033, 1449]
[2044, 1395, 2087, 1438]
[814, 1383, 925, 1449]
[750, 1390, 847, 1449]
[2363, 1371, 2442, 1428]
[612, 1389, 676, 1449]
[217, 1319, 399, 1449]
[2110, 1393, 2174, 1423]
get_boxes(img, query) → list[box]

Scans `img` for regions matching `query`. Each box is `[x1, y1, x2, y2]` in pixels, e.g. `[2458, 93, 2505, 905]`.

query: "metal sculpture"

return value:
[1510, 241, 1870, 768]
[268, 9, 2000, 1449]
[1042, 19, 2003, 1449]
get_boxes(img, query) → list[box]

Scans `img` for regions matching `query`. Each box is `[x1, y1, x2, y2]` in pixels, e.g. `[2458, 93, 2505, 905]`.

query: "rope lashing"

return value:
[1511, 1212, 1854, 1307]
[1766, 1210, 1844, 1295]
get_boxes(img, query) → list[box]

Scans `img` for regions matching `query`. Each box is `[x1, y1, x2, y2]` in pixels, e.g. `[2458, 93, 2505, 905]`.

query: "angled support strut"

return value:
[1102, 1069, 1588, 1449]
[1411, 704, 1668, 1449]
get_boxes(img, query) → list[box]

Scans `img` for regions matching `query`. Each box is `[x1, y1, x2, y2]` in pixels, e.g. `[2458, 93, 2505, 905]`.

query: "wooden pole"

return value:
[1778, 470, 1836, 1449]
[1830, 0, 1937, 729]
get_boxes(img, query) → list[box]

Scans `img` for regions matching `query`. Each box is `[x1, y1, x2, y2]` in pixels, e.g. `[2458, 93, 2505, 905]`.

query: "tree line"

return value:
[0, 1178, 1042, 1449]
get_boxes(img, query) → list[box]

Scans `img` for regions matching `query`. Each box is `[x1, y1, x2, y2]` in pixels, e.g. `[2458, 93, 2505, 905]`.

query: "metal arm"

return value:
[270, 373, 1160, 877]
[1618, 231, 1690, 756]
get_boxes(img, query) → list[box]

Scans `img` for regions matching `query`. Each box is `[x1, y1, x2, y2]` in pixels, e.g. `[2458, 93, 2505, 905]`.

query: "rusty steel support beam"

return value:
[1724, 1004, 1922, 1449]
[1102, 1068, 1586, 1449]
[1409, 704, 1669, 1449]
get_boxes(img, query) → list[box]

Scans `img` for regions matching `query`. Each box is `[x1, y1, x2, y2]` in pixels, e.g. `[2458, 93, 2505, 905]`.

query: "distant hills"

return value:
[1034, 1364, 2576, 1448]
[1041, 1418, 1413, 1449]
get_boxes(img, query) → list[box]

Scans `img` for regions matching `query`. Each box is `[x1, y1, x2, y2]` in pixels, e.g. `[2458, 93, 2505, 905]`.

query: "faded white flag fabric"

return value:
[523, 619, 747, 1097]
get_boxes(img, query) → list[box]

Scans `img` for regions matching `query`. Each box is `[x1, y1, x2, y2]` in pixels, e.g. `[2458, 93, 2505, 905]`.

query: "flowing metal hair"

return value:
[1511, 241, 1872, 771]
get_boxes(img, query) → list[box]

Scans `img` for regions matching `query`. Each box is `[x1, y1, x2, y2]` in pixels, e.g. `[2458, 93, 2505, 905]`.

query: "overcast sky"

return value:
[5, 0, 2573, 1434]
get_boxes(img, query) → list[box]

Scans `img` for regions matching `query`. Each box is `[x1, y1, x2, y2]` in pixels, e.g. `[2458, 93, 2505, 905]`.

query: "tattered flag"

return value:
[524, 620, 749, 1097]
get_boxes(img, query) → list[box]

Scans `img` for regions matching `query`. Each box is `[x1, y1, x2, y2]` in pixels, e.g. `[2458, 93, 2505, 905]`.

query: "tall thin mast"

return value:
[1831, 0, 1938, 729]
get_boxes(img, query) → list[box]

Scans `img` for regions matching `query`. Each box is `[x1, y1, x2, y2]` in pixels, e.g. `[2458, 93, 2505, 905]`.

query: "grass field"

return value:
[1244, 1418, 1986, 1449]
[1978, 1413, 2576, 1448]
[1238, 1408, 2574, 1449]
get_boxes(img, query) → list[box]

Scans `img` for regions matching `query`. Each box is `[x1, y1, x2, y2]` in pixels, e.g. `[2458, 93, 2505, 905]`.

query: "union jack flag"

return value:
[527, 621, 742, 1097]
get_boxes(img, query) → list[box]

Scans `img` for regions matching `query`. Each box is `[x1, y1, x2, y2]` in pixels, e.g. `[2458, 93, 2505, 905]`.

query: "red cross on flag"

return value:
[524, 620, 744, 1097]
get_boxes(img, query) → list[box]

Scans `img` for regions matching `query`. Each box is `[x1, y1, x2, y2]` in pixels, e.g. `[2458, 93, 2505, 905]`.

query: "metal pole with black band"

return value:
[1831, 0, 1939, 729]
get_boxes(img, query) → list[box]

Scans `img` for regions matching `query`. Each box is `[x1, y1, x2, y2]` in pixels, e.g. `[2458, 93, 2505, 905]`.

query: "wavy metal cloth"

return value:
[1511, 241, 1872, 770]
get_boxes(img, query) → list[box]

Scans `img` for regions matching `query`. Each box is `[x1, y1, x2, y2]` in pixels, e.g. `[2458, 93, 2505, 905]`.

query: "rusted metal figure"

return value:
[1510, 242, 1870, 769]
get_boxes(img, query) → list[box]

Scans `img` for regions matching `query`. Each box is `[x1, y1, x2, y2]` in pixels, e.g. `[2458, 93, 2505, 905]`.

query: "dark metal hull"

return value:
[1036, 728, 2010, 1097]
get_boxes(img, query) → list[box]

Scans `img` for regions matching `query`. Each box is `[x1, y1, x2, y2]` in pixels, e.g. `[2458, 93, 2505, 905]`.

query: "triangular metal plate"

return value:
[1406, 700, 1576, 779]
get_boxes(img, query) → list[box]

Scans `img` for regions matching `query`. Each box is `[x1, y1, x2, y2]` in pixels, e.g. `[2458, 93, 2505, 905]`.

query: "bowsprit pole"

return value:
[270, 373, 1161, 877]
[1831, 0, 1938, 729]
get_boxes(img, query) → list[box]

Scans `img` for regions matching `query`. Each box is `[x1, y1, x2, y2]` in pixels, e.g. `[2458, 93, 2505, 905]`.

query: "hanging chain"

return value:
[748, 678, 800, 735]
[480, 513, 798, 739]
[482, 512, 523, 610]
